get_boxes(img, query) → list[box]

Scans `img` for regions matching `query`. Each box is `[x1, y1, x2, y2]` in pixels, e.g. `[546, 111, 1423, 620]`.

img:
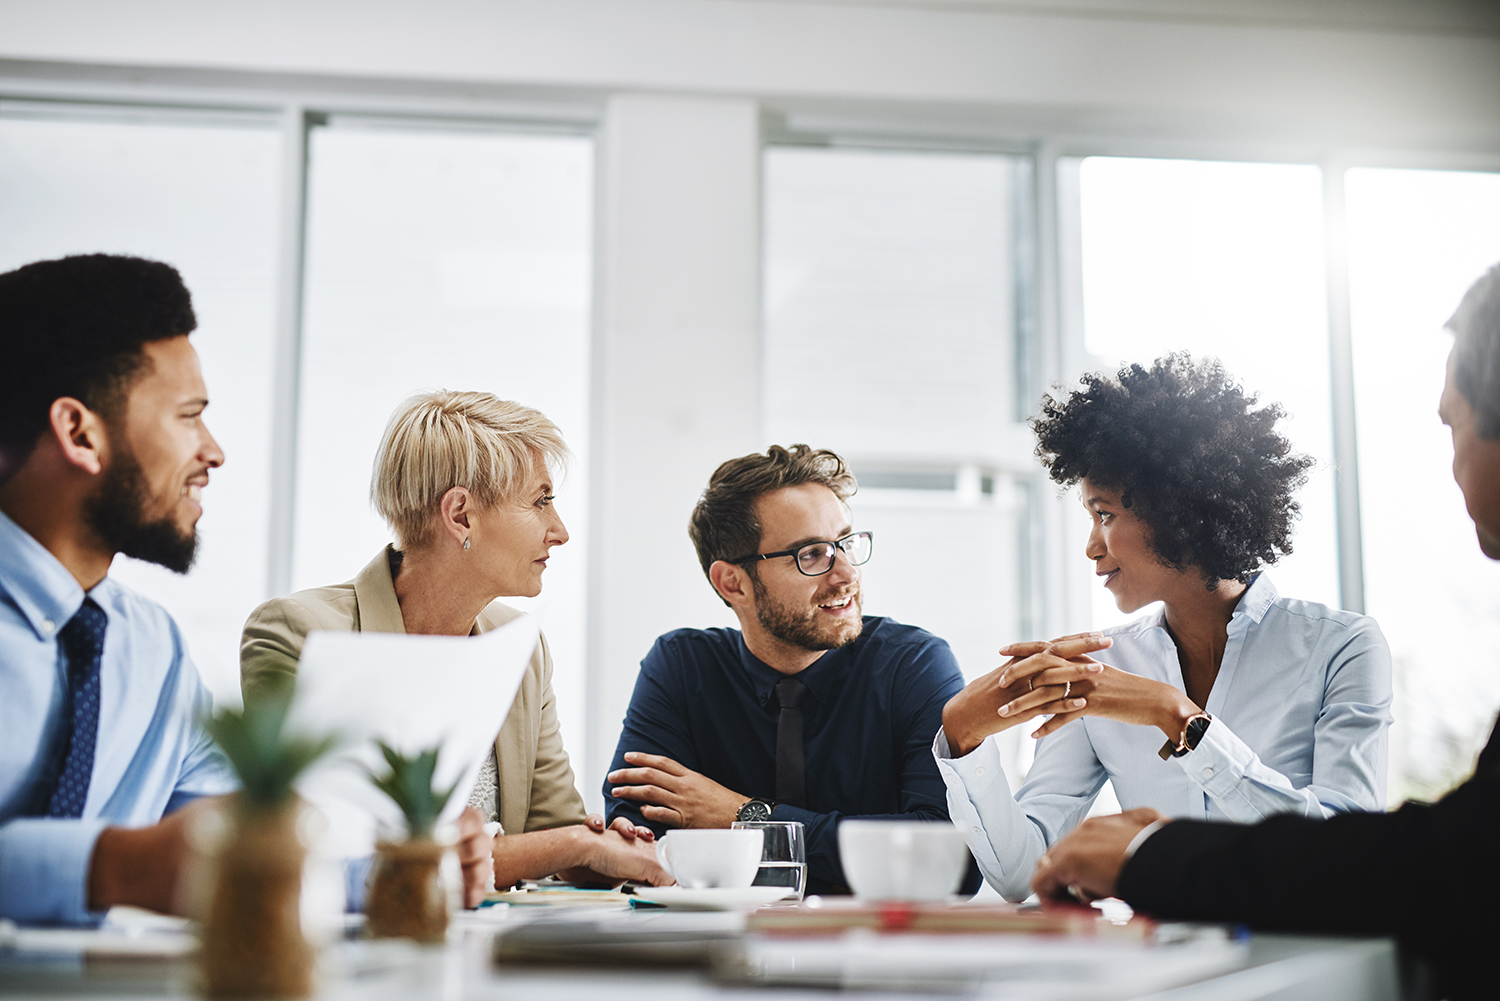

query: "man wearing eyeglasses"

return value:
[604, 445, 975, 895]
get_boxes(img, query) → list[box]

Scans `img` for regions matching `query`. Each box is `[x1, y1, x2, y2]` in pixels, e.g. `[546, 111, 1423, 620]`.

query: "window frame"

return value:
[770, 115, 1500, 637]
[6, 66, 1500, 800]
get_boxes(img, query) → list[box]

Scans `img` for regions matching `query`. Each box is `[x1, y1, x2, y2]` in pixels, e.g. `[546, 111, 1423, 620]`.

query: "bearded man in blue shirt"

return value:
[0, 255, 498, 925]
[0, 254, 237, 925]
[604, 445, 977, 894]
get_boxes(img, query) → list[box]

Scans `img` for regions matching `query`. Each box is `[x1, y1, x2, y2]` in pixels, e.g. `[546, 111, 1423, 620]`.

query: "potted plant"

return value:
[198, 687, 336, 999]
[363, 742, 462, 942]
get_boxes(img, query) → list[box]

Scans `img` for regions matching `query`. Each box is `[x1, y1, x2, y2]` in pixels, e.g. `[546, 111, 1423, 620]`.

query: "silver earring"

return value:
[463, 537, 471, 551]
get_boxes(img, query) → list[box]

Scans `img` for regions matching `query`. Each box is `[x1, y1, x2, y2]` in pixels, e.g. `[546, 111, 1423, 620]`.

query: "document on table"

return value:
[284, 614, 539, 859]
[0, 907, 196, 958]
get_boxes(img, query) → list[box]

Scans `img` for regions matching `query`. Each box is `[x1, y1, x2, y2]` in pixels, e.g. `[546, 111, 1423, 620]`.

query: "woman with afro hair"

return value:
[936, 353, 1392, 902]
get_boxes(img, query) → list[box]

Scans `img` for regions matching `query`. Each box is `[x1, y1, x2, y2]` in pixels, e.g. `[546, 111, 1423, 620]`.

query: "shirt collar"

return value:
[739, 631, 857, 709]
[0, 508, 87, 641]
[1230, 572, 1277, 628]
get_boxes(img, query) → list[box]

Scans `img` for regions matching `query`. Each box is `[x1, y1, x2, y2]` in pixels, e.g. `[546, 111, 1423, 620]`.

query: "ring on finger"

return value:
[1062, 680, 1071, 700]
[1028, 677, 1035, 692]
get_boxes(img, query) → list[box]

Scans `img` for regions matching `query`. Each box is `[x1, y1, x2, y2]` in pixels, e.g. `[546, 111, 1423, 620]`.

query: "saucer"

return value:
[631, 885, 796, 911]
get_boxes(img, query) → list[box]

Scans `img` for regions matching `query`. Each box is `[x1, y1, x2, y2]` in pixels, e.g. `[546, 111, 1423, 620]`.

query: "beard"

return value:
[82, 442, 199, 574]
[749, 570, 863, 652]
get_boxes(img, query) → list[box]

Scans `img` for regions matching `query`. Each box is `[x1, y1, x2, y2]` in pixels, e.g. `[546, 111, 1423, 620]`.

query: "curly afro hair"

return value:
[1032, 353, 1312, 588]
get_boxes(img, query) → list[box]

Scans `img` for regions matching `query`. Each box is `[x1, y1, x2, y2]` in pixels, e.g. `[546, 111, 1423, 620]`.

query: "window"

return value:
[1072, 157, 1340, 629]
[1346, 166, 1500, 802]
[8, 77, 1498, 819]
[764, 144, 1033, 674]
[0, 109, 281, 706]
[763, 143, 1036, 779]
[294, 122, 595, 752]
[0, 105, 595, 738]
[1071, 155, 1500, 804]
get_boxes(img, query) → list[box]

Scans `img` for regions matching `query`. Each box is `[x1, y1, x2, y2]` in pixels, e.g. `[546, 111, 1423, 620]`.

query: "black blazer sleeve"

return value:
[1117, 724, 1500, 999]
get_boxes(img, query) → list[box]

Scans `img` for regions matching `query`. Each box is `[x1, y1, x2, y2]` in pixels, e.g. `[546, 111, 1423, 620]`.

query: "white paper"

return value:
[283, 614, 540, 859]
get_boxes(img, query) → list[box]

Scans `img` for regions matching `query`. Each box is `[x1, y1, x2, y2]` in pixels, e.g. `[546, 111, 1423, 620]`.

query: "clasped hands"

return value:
[942, 632, 1203, 758]
[454, 807, 668, 901]
[942, 632, 1109, 757]
[457, 807, 656, 904]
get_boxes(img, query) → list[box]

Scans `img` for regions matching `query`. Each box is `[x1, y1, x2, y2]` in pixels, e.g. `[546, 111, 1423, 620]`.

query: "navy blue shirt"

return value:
[605, 616, 970, 894]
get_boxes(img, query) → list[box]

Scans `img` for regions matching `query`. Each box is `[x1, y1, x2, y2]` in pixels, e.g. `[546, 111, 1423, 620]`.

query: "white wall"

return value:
[588, 93, 761, 808]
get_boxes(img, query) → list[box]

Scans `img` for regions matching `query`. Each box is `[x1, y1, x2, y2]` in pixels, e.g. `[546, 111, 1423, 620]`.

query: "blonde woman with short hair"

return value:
[241, 391, 668, 890]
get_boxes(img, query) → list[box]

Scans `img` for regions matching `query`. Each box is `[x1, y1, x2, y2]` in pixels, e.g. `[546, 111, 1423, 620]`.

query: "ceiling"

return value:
[724, 0, 1500, 36]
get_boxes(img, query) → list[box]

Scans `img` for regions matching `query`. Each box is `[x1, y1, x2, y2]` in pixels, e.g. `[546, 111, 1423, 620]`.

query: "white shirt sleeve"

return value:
[933, 720, 1109, 902]
[0, 818, 109, 924]
[1176, 616, 1391, 820]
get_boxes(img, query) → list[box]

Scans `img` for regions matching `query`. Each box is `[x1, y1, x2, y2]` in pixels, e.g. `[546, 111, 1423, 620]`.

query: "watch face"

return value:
[1175, 715, 1211, 756]
[737, 800, 773, 822]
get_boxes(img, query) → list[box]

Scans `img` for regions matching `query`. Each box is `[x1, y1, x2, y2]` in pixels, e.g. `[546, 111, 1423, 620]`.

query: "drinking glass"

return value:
[731, 820, 807, 900]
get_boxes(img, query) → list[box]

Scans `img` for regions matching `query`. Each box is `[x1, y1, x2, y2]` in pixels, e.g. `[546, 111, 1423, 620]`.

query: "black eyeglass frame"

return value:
[730, 531, 874, 577]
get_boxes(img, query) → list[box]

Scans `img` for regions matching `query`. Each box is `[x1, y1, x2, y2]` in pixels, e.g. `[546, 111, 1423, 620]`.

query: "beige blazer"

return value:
[240, 547, 587, 835]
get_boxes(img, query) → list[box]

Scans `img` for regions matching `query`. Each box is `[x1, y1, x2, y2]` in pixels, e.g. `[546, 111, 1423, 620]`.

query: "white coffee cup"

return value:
[653, 829, 765, 889]
[837, 820, 970, 900]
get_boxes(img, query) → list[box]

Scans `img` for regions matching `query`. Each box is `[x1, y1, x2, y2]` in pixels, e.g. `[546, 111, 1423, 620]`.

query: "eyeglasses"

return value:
[732, 531, 874, 577]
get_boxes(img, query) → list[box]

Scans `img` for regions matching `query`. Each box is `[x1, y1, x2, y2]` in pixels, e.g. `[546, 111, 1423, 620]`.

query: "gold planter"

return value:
[365, 838, 452, 942]
[198, 796, 314, 999]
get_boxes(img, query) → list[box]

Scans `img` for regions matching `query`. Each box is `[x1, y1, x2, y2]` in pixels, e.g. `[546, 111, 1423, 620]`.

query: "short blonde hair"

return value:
[371, 391, 570, 549]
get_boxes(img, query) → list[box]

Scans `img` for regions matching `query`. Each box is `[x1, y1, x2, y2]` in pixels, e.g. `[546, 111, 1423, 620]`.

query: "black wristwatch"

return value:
[736, 798, 775, 822]
[1159, 713, 1212, 760]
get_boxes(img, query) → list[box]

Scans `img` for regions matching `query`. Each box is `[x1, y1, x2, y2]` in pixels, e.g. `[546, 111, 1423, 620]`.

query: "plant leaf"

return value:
[365, 740, 453, 838]
[204, 687, 337, 810]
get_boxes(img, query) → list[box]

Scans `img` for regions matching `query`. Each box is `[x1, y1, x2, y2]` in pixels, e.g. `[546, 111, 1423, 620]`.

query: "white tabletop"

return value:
[0, 904, 1402, 1001]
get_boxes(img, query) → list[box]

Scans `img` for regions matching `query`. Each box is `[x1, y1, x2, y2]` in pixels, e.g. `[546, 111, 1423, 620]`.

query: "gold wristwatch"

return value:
[1158, 712, 1212, 760]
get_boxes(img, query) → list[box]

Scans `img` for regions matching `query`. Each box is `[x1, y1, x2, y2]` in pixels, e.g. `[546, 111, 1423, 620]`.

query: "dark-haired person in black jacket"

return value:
[1031, 261, 1500, 1001]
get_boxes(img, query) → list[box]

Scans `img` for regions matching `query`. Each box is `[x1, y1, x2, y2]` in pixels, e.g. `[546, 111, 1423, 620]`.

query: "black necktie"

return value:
[774, 676, 808, 809]
[42, 598, 108, 818]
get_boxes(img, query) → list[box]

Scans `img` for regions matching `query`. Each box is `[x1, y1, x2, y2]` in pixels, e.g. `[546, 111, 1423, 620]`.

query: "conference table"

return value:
[0, 897, 1404, 1001]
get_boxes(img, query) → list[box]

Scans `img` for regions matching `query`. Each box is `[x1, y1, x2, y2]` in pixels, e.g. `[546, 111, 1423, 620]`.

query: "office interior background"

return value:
[2, 0, 1498, 817]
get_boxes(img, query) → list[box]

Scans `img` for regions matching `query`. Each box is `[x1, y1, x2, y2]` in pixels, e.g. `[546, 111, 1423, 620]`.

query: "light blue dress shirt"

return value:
[0, 509, 236, 925]
[935, 574, 1393, 901]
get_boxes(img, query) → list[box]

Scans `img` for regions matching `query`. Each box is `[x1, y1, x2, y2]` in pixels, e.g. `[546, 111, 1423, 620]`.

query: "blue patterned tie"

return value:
[45, 598, 108, 818]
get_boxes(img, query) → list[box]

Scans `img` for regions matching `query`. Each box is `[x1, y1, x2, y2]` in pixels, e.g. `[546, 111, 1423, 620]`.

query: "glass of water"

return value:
[731, 820, 807, 900]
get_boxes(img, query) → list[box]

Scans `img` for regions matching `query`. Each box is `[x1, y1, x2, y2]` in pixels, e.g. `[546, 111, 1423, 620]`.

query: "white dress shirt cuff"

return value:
[0, 817, 109, 925]
[1123, 818, 1167, 860]
[1172, 719, 1256, 806]
[932, 728, 1036, 900]
[932, 728, 1009, 798]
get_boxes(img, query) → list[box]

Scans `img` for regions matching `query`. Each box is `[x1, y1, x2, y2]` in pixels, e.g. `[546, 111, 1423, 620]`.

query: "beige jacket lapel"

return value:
[473, 602, 587, 834]
[351, 548, 406, 634]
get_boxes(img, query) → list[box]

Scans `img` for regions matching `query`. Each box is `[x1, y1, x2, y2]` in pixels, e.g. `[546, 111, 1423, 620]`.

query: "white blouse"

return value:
[935, 574, 1393, 901]
[467, 748, 504, 833]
